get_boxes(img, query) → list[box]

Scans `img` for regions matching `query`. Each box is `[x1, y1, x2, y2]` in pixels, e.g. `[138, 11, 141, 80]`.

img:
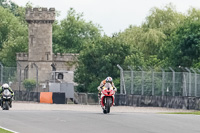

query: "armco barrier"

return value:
[40, 92, 66, 104]
[14, 91, 40, 102]
[52, 93, 65, 104]
[40, 92, 53, 104]
[114, 94, 200, 110]
[14, 91, 66, 104]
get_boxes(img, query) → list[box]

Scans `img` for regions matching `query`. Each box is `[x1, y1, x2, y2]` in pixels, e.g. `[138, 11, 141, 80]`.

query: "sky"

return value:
[11, 0, 200, 36]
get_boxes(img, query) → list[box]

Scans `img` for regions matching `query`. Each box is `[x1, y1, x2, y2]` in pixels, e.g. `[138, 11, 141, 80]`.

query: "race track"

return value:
[0, 102, 199, 133]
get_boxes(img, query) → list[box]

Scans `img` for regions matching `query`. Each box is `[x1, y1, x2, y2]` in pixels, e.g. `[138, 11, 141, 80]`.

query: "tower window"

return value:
[45, 52, 50, 60]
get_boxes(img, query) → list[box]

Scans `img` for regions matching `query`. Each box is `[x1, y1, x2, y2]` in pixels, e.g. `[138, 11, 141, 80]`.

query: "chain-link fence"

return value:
[2, 63, 200, 104]
[0, 64, 40, 101]
[76, 93, 99, 105]
[121, 69, 200, 97]
[0, 66, 17, 86]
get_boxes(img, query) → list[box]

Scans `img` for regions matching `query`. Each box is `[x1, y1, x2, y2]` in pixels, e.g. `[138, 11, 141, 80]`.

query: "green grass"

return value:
[0, 128, 14, 133]
[164, 111, 200, 115]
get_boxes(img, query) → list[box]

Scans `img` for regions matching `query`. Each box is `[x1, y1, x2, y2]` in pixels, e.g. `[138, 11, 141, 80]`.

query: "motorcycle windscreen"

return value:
[104, 83, 113, 90]
[3, 89, 11, 96]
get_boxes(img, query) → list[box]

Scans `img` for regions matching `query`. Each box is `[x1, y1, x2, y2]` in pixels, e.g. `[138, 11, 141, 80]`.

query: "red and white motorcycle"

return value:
[100, 83, 115, 114]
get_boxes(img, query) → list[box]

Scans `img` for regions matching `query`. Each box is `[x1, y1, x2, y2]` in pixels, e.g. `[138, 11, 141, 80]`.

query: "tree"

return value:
[141, 4, 186, 67]
[142, 3, 185, 36]
[23, 79, 36, 91]
[0, 6, 28, 66]
[53, 8, 102, 53]
[169, 8, 200, 67]
[118, 4, 186, 68]
[117, 25, 166, 68]
[74, 35, 143, 92]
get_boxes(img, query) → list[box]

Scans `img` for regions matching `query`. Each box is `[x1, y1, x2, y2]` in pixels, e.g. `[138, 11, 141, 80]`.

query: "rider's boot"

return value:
[9, 99, 12, 108]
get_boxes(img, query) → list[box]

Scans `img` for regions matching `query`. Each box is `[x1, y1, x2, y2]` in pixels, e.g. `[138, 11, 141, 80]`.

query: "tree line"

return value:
[1, 1, 200, 92]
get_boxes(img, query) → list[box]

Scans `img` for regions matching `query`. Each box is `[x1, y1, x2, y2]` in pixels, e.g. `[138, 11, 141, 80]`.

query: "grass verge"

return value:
[163, 111, 200, 115]
[0, 128, 14, 133]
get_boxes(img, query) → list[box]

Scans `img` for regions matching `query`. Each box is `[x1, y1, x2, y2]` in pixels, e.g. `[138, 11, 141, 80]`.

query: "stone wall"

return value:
[53, 53, 79, 71]
[16, 53, 28, 61]
[115, 95, 200, 110]
[26, 8, 55, 22]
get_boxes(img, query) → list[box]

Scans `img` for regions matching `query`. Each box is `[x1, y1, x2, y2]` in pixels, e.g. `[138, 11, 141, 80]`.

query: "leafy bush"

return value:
[23, 79, 36, 91]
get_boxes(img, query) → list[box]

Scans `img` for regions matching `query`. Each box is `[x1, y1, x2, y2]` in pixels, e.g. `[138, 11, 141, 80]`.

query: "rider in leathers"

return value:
[97, 76, 117, 98]
[0, 83, 14, 107]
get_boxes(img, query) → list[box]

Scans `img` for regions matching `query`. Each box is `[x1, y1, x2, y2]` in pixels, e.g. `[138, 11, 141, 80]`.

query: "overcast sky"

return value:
[11, 0, 200, 36]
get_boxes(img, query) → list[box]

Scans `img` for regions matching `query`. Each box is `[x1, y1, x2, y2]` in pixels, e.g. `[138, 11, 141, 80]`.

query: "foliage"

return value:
[169, 8, 200, 67]
[0, 0, 29, 23]
[141, 4, 185, 67]
[23, 79, 36, 91]
[53, 8, 102, 53]
[0, 6, 28, 66]
[118, 26, 166, 68]
[74, 35, 134, 92]
[1, 1, 200, 94]
[143, 4, 185, 35]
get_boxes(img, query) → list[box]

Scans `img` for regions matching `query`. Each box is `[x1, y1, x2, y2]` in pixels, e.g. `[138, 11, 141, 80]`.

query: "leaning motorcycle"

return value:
[1, 89, 12, 110]
[100, 83, 115, 114]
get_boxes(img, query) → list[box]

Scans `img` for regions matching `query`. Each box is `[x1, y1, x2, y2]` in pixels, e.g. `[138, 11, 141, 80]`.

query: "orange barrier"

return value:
[40, 92, 53, 104]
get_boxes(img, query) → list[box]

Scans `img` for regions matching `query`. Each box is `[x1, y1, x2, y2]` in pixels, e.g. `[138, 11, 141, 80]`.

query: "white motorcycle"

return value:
[1, 89, 12, 110]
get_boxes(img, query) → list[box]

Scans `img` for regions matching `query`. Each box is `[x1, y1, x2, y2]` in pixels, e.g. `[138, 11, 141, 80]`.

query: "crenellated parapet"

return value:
[16, 52, 28, 61]
[53, 53, 79, 62]
[26, 8, 55, 23]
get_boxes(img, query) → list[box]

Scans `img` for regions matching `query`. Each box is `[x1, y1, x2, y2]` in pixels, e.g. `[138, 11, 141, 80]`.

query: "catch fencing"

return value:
[2, 63, 200, 106]
[0, 65, 17, 87]
[119, 66, 200, 97]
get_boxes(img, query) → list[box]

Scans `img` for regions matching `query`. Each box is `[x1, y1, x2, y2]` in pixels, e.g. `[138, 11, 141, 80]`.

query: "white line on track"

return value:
[0, 126, 19, 133]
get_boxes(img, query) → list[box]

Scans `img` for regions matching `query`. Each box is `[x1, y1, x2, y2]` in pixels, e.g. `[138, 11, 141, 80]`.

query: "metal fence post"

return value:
[0, 62, 3, 84]
[17, 62, 22, 92]
[161, 68, 165, 96]
[191, 68, 197, 97]
[149, 67, 154, 96]
[185, 67, 191, 96]
[117, 64, 126, 94]
[182, 72, 187, 96]
[33, 63, 39, 93]
[138, 66, 144, 95]
[169, 67, 175, 96]
[17, 62, 22, 101]
[128, 66, 134, 95]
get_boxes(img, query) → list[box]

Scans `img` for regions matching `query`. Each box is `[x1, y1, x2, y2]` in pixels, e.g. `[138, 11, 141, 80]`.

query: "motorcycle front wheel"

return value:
[104, 97, 112, 114]
[2, 101, 9, 110]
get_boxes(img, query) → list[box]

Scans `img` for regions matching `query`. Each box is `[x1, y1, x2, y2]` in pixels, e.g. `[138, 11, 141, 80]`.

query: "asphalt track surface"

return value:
[0, 102, 200, 133]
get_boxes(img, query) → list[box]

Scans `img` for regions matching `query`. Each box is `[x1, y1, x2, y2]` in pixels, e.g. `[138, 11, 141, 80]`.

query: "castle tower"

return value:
[26, 8, 55, 82]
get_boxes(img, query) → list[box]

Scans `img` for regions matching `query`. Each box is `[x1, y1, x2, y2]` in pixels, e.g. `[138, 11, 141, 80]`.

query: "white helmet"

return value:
[2, 83, 9, 89]
[106, 77, 113, 83]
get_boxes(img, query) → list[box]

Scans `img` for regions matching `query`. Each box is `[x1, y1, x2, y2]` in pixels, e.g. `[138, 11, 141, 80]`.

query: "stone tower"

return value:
[26, 8, 55, 82]
[16, 7, 78, 91]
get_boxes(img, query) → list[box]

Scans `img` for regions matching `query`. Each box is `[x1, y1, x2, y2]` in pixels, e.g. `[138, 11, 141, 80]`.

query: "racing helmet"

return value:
[106, 77, 113, 83]
[2, 83, 9, 89]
